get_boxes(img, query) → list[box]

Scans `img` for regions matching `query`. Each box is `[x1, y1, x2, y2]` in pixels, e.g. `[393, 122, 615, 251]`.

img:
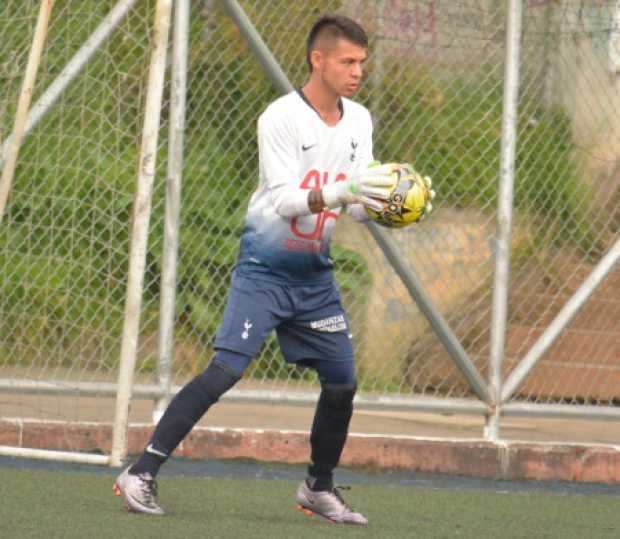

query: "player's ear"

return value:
[310, 49, 323, 72]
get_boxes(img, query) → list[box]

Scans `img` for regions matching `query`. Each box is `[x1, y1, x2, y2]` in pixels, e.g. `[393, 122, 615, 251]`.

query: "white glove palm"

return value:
[322, 163, 393, 212]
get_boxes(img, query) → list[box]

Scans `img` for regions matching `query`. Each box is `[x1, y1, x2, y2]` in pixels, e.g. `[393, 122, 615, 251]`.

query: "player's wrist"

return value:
[308, 189, 327, 213]
[321, 181, 352, 209]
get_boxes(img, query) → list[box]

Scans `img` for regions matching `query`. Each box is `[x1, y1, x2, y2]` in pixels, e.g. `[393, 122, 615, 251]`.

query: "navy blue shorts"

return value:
[214, 269, 354, 364]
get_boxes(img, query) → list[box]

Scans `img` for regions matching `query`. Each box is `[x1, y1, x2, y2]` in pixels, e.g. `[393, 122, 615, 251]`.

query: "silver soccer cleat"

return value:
[113, 467, 164, 515]
[295, 480, 368, 525]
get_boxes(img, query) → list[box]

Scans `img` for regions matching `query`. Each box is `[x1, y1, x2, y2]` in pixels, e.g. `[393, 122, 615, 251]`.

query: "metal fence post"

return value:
[485, 0, 523, 441]
[220, 0, 292, 95]
[154, 0, 190, 423]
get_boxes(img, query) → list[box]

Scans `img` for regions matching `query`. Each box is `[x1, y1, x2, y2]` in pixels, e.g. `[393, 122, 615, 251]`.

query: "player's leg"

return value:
[276, 281, 367, 524]
[306, 359, 357, 491]
[294, 359, 367, 525]
[114, 350, 249, 514]
[129, 351, 247, 476]
[114, 271, 286, 514]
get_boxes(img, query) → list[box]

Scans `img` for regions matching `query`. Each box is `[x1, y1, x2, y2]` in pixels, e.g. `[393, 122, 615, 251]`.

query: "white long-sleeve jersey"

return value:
[236, 90, 374, 283]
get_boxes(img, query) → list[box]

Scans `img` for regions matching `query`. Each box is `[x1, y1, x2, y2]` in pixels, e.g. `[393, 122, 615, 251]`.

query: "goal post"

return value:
[0, 445, 110, 465]
[110, 0, 174, 468]
[0, 0, 111, 466]
[0, 0, 158, 466]
[0, 0, 55, 222]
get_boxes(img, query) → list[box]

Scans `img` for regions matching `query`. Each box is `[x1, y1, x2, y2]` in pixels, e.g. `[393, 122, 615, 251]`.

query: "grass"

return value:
[2, 468, 619, 538]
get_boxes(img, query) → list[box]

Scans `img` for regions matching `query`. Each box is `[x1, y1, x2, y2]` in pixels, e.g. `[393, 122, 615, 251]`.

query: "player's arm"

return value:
[258, 113, 316, 218]
[259, 111, 390, 217]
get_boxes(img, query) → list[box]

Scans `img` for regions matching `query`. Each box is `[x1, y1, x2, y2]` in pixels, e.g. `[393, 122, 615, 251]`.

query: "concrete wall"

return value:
[333, 210, 496, 385]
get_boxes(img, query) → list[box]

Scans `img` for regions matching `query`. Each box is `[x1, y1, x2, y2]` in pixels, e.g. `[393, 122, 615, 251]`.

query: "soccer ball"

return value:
[365, 163, 433, 228]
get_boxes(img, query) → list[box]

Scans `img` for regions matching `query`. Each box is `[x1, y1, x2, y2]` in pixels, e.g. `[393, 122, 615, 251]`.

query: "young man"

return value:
[114, 14, 392, 526]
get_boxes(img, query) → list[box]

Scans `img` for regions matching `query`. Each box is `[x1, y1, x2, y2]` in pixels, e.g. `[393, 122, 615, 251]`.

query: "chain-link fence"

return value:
[0, 0, 618, 460]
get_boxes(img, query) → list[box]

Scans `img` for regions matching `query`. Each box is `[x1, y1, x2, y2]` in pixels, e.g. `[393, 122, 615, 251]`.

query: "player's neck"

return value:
[301, 81, 342, 126]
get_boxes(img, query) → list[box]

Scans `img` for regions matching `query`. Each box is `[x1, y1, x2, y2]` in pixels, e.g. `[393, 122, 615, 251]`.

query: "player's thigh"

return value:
[214, 272, 292, 357]
[306, 357, 357, 385]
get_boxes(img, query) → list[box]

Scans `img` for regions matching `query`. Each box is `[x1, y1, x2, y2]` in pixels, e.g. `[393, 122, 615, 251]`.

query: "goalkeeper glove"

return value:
[420, 175, 436, 219]
[321, 162, 393, 212]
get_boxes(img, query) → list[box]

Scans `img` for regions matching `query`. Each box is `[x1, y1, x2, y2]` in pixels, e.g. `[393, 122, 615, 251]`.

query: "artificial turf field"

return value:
[1, 457, 618, 538]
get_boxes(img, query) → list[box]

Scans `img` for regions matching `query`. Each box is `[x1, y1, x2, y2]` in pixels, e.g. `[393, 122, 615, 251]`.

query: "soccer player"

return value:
[114, 14, 393, 525]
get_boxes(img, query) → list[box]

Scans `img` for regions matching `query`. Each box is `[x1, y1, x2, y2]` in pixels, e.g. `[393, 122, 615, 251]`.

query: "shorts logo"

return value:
[242, 318, 252, 340]
[310, 314, 346, 333]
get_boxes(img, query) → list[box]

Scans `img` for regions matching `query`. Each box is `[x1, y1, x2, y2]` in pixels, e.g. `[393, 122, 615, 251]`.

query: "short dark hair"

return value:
[306, 15, 368, 72]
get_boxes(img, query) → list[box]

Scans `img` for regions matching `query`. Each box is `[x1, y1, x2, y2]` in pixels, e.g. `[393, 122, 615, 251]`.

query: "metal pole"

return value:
[218, 0, 491, 405]
[219, 0, 293, 95]
[0, 378, 489, 415]
[368, 224, 492, 404]
[501, 237, 620, 403]
[0, 446, 110, 465]
[154, 0, 189, 423]
[0, 0, 55, 222]
[0, 0, 137, 169]
[502, 401, 620, 422]
[6, 377, 620, 421]
[485, 0, 522, 441]
[110, 0, 173, 468]
[371, 0, 386, 130]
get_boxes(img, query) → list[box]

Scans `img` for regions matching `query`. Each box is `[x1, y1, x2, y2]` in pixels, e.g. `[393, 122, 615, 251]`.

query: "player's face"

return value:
[317, 39, 367, 98]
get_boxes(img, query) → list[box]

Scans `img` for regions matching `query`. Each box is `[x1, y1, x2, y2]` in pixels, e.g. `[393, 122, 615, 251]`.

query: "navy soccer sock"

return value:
[130, 358, 241, 477]
[307, 382, 357, 491]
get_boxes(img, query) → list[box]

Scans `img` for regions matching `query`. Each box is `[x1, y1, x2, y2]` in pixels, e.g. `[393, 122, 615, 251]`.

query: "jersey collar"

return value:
[296, 88, 343, 122]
